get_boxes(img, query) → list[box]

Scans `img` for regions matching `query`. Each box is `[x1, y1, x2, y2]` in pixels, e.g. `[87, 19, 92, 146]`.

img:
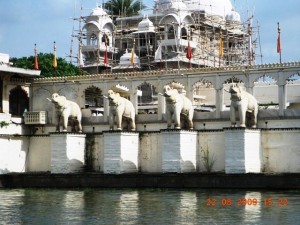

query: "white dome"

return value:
[90, 5, 107, 16]
[157, 0, 189, 13]
[169, 0, 189, 12]
[226, 9, 241, 22]
[138, 16, 155, 32]
[119, 49, 140, 65]
[179, 0, 234, 19]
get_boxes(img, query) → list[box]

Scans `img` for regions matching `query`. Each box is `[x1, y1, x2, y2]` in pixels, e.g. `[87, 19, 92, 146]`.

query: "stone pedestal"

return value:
[50, 133, 86, 173]
[160, 130, 197, 173]
[224, 128, 261, 174]
[103, 131, 139, 174]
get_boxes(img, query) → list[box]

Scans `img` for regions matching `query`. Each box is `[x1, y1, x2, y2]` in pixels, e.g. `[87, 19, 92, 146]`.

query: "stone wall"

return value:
[1, 128, 300, 174]
[261, 129, 300, 173]
[0, 136, 29, 174]
[26, 136, 51, 172]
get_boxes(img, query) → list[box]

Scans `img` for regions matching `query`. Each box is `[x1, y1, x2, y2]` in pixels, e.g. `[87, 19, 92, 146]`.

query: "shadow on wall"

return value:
[123, 160, 137, 172]
[0, 168, 10, 174]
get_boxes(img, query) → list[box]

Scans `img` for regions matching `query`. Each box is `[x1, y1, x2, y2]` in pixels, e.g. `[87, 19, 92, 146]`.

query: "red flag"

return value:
[277, 25, 281, 53]
[104, 34, 109, 66]
[186, 40, 192, 60]
[104, 47, 108, 66]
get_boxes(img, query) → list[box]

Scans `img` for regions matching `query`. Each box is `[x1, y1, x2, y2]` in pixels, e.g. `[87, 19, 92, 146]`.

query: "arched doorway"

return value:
[9, 86, 29, 117]
[84, 86, 103, 116]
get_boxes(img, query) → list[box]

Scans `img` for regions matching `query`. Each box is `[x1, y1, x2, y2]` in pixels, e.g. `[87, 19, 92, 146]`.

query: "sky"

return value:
[0, 0, 299, 65]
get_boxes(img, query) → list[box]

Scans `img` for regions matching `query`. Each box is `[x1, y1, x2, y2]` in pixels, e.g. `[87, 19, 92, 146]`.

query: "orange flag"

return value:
[131, 39, 135, 65]
[34, 44, 39, 70]
[219, 32, 224, 57]
[53, 42, 57, 68]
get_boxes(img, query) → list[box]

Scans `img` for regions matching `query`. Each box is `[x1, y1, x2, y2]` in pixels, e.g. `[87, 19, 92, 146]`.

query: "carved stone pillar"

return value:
[278, 84, 287, 116]
[215, 88, 224, 119]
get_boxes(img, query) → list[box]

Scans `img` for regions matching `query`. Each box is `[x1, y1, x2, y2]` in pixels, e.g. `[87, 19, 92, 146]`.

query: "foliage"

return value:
[0, 121, 10, 128]
[104, 0, 146, 18]
[10, 53, 81, 77]
[201, 145, 216, 172]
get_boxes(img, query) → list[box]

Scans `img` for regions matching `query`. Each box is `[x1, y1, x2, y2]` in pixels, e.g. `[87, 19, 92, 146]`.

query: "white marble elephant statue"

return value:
[228, 83, 258, 128]
[107, 90, 136, 131]
[163, 85, 194, 129]
[51, 93, 82, 132]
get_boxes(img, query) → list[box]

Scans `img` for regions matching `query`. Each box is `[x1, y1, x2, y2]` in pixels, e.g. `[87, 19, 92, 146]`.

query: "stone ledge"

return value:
[1, 173, 300, 189]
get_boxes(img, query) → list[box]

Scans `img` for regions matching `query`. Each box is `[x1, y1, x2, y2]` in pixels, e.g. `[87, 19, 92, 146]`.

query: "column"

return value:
[278, 84, 287, 116]
[224, 128, 261, 174]
[103, 131, 139, 174]
[160, 130, 197, 173]
[215, 88, 224, 118]
[130, 92, 138, 115]
[50, 133, 86, 173]
[157, 94, 165, 120]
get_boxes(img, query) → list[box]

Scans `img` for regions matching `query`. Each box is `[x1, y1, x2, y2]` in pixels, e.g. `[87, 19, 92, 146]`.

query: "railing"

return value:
[24, 111, 47, 125]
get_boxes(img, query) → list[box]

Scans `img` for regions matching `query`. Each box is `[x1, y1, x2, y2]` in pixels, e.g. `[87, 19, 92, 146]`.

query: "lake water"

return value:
[0, 188, 299, 225]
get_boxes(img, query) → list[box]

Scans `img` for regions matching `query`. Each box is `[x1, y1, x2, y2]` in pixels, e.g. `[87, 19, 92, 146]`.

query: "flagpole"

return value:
[277, 22, 282, 64]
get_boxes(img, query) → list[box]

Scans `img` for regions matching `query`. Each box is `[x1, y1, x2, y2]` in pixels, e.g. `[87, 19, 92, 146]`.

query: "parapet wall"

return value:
[1, 127, 299, 174]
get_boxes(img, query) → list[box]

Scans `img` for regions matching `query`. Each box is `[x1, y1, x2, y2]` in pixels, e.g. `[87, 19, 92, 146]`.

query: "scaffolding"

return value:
[70, 1, 261, 72]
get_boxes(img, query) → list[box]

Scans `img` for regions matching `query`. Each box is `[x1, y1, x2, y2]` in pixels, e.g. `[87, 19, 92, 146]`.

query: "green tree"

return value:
[104, 0, 145, 18]
[10, 53, 81, 77]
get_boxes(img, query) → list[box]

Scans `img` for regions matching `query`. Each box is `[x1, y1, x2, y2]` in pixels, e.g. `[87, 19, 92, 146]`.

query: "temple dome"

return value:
[157, 0, 234, 19]
[168, 0, 189, 12]
[90, 5, 107, 16]
[119, 49, 140, 65]
[226, 9, 241, 22]
[157, 0, 189, 13]
[137, 16, 155, 32]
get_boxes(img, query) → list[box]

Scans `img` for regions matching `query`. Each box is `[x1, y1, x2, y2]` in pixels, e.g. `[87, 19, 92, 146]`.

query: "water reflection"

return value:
[0, 189, 299, 224]
[243, 192, 262, 224]
[118, 191, 139, 225]
[0, 189, 24, 224]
